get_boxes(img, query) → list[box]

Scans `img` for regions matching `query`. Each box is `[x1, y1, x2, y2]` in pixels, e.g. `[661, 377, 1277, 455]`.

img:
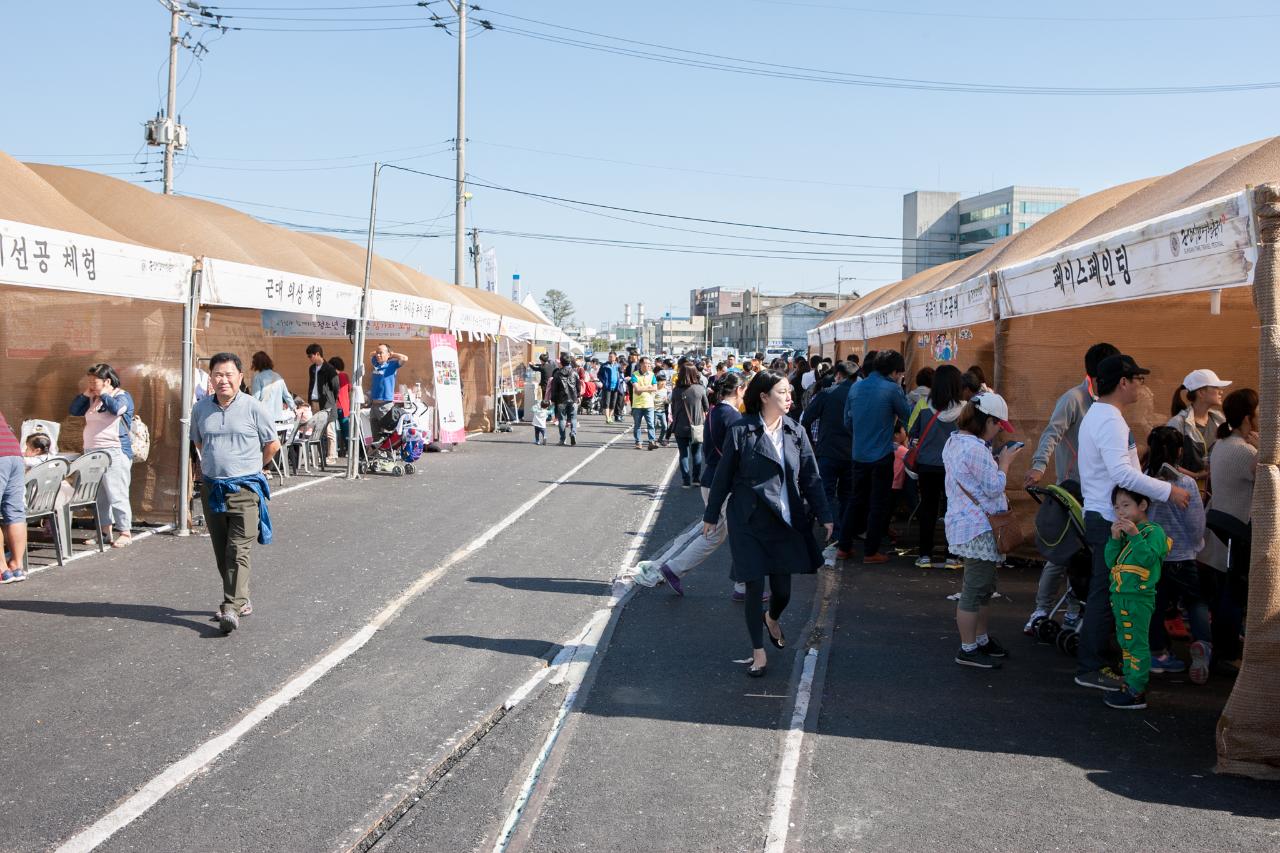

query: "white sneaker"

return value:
[1024, 609, 1048, 635]
[630, 560, 663, 588]
[914, 556, 934, 568]
[822, 544, 838, 566]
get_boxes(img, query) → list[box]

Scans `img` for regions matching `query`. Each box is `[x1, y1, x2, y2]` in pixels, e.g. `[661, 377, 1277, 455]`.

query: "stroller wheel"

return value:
[357, 461, 368, 475]
[404, 463, 415, 475]
[1036, 619, 1062, 644]
[1062, 632, 1080, 657]
[392, 465, 404, 477]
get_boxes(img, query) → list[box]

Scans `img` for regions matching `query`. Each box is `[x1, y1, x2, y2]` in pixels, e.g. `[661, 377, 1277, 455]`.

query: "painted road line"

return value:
[492, 453, 679, 853]
[24, 524, 176, 578]
[765, 647, 820, 853]
[55, 434, 628, 853]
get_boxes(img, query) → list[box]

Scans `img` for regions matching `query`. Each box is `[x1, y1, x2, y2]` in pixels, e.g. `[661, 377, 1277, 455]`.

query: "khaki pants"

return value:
[202, 488, 259, 612]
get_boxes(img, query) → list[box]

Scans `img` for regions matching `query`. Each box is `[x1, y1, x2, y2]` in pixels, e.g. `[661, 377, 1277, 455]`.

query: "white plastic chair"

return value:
[23, 458, 70, 567]
[297, 410, 330, 474]
[65, 450, 112, 554]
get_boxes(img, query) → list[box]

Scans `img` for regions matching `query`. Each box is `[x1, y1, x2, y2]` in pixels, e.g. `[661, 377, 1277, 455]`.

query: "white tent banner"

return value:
[535, 323, 560, 342]
[865, 300, 907, 338]
[450, 305, 501, 336]
[906, 275, 992, 331]
[807, 328, 821, 349]
[367, 289, 452, 328]
[499, 316, 536, 341]
[818, 324, 837, 345]
[202, 257, 362, 317]
[834, 315, 863, 342]
[997, 191, 1256, 318]
[0, 217, 191, 302]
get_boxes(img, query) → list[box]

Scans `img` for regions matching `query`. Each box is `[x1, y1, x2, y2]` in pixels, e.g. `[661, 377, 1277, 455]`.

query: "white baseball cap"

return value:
[972, 392, 1015, 434]
[1183, 369, 1232, 392]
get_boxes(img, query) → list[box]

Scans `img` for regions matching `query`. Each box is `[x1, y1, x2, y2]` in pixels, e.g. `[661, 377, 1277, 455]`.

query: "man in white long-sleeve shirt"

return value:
[1074, 354, 1191, 691]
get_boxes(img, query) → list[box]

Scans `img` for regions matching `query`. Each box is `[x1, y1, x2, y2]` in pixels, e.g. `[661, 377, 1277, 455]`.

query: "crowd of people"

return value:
[608, 344, 1257, 713]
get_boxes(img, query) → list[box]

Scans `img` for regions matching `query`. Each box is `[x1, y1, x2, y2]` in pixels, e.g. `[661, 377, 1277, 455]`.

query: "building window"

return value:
[959, 224, 1011, 244]
[818, 302, 827, 308]
[958, 203, 1010, 226]
[1017, 222, 1030, 231]
[730, 301, 741, 308]
[1019, 200, 1066, 215]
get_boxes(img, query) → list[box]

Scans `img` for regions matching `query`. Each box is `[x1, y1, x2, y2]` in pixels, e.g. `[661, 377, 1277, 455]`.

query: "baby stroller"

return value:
[1027, 480, 1093, 656]
[359, 404, 425, 477]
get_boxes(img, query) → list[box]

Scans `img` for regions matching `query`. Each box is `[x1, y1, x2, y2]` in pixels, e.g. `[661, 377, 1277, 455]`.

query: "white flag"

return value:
[483, 248, 498, 292]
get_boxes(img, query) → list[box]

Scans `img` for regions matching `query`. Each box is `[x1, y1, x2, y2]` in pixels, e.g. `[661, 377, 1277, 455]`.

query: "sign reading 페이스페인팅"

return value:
[906, 275, 992, 332]
[0, 217, 191, 302]
[202, 257, 363, 317]
[430, 332, 468, 443]
[996, 190, 1256, 318]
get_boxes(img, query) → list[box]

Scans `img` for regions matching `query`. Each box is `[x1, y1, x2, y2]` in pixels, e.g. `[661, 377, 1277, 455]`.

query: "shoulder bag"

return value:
[683, 389, 705, 443]
[904, 410, 939, 473]
[955, 478, 1026, 554]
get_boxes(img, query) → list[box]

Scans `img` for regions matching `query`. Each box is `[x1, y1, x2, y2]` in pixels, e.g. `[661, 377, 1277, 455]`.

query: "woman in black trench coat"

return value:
[703, 370, 833, 677]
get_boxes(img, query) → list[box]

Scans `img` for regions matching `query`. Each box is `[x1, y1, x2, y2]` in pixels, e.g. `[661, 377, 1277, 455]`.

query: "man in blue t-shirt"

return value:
[369, 344, 409, 429]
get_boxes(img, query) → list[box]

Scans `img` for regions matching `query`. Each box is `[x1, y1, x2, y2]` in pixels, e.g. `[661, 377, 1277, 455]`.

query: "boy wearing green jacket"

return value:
[1104, 485, 1171, 710]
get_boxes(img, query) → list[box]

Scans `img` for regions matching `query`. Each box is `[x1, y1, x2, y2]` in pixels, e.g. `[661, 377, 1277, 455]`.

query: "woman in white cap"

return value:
[1167, 369, 1231, 482]
[942, 392, 1022, 669]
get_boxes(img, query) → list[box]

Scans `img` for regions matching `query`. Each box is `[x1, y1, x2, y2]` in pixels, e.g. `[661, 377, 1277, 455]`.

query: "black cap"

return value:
[1096, 354, 1150, 387]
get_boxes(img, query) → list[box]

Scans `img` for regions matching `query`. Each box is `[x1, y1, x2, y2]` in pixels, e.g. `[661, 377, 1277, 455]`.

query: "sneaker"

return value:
[219, 608, 239, 634]
[0, 570, 15, 584]
[1189, 640, 1211, 685]
[1150, 653, 1186, 674]
[658, 564, 684, 597]
[915, 556, 934, 569]
[634, 442, 643, 450]
[239, 600, 253, 617]
[648, 442, 657, 451]
[978, 636, 1008, 658]
[11, 569, 27, 582]
[944, 558, 965, 570]
[1104, 687, 1148, 710]
[955, 646, 1002, 669]
[558, 440, 566, 446]
[1164, 615, 1191, 641]
[1062, 612, 1081, 631]
[862, 553, 890, 565]
[1075, 668, 1124, 692]
[1023, 610, 1048, 636]
[570, 435, 577, 446]
[823, 544, 838, 567]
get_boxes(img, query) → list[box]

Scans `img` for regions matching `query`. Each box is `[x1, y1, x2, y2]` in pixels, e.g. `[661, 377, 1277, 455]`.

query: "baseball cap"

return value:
[1095, 354, 1150, 388]
[1183, 368, 1232, 392]
[972, 392, 1015, 434]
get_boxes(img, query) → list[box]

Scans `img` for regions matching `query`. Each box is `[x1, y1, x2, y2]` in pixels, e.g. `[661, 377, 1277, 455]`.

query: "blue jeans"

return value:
[817, 456, 852, 541]
[1078, 511, 1117, 675]
[654, 410, 669, 440]
[632, 407, 655, 444]
[676, 436, 702, 485]
[555, 402, 578, 443]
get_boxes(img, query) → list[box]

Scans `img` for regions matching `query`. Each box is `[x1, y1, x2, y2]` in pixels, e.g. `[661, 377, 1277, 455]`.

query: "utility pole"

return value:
[449, 0, 468, 287]
[836, 266, 857, 301]
[164, 2, 180, 195]
[470, 227, 482, 288]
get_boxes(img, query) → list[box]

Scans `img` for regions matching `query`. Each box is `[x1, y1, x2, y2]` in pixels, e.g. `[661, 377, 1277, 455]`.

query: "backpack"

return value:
[1034, 480, 1084, 565]
[551, 367, 578, 404]
[129, 413, 151, 462]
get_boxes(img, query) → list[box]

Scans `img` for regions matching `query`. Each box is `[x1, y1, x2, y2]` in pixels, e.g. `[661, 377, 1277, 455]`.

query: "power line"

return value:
[746, 0, 1280, 23]
[478, 8, 1280, 96]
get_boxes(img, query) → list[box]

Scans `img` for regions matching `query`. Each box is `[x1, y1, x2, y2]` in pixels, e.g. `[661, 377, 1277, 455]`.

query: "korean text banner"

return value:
[834, 315, 863, 342]
[202, 257, 363, 317]
[450, 305, 502, 336]
[864, 299, 907, 337]
[997, 191, 1256, 318]
[262, 311, 430, 340]
[535, 324, 560, 342]
[906, 275, 992, 332]
[367, 289, 451, 328]
[818, 324, 836, 345]
[429, 332, 468, 444]
[499, 316, 536, 341]
[807, 328, 821, 349]
[0, 217, 191, 302]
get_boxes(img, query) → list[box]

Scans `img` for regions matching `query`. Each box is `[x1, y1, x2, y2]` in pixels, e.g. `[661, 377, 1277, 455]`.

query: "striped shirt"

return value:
[0, 411, 20, 458]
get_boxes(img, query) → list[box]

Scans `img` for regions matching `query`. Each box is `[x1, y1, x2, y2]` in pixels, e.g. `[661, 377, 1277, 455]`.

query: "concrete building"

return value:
[653, 315, 706, 355]
[902, 185, 1079, 278]
[690, 286, 747, 319]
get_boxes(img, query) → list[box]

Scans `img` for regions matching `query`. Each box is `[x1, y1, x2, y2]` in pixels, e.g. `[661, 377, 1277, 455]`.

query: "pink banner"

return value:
[429, 332, 467, 443]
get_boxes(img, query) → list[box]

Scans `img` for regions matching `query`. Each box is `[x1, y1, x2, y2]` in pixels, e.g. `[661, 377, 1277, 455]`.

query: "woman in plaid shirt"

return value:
[942, 393, 1023, 669]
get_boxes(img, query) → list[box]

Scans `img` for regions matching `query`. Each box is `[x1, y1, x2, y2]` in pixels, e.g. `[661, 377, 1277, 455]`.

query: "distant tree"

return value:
[540, 289, 575, 327]
[590, 336, 610, 352]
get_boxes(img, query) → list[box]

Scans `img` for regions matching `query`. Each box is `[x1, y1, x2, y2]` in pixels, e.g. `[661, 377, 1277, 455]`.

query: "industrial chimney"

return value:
[637, 301, 646, 326]
[624, 303, 632, 325]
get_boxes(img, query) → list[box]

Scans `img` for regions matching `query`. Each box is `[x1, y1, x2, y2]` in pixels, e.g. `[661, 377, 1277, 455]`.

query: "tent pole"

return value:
[175, 263, 200, 535]
[348, 162, 381, 479]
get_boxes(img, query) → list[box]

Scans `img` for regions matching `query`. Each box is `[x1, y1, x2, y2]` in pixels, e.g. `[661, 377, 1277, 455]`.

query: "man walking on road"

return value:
[549, 352, 581, 446]
[1074, 354, 1190, 691]
[802, 360, 856, 561]
[598, 352, 624, 423]
[836, 350, 913, 564]
[192, 352, 281, 634]
[305, 343, 340, 466]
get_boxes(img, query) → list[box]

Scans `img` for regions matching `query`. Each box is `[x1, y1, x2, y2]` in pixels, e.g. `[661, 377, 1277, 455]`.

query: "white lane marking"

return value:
[23, 525, 176, 578]
[55, 434, 627, 853]
[492, 454, 679, 853]
[765, 647, 820, 853]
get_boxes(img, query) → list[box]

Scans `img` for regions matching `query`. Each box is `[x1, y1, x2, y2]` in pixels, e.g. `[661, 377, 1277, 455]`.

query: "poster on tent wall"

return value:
[0, 217, 191, 302]
[906, 275, 992, 332]
[202, 257, 363, 317]
[367, 289, 451, 329]
[997, 191, 1256, 318]
[864, 300, 907, 338]
[429, 332, 468, 444]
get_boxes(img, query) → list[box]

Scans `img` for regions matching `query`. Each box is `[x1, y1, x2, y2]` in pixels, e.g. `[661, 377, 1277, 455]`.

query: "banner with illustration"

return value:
[430, 332, 468, 443]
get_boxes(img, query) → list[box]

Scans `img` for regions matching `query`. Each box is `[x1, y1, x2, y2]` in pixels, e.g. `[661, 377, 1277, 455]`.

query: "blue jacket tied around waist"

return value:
[203, 473, 273, 545]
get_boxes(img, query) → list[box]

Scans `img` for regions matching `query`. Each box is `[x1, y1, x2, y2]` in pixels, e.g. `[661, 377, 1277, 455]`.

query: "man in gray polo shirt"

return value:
[191, 352, 281, 633]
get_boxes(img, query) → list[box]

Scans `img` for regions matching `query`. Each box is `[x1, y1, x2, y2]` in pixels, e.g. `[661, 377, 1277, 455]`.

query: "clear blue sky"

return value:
[5, 1, 1278, 327]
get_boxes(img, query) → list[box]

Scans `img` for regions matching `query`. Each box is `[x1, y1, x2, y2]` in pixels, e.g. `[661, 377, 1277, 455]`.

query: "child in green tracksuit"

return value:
[1104, 486, 1170, 710]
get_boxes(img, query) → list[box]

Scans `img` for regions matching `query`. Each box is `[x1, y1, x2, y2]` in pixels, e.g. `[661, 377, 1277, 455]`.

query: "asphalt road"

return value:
[4, 415, 1277, 852]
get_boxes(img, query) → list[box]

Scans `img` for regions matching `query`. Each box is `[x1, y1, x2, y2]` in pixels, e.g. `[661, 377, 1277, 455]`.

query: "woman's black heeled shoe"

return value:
[764, 613, 786, 649]
[747, 662, 767, 678]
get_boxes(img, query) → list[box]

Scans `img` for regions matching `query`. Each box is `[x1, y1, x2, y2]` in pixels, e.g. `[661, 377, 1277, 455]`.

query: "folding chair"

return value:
[268, 421, 298, 483]
[298, 410, 330, 474]
[23, 458, 70, 568]
[64, 450, 112, 554]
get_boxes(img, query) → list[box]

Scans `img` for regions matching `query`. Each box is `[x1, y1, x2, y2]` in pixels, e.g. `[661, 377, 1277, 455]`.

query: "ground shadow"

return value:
[538, 480, 659, 497]
[423, 634, 561, 659]
[0, 599, 224, 637]
[467, 576, 611, 596]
